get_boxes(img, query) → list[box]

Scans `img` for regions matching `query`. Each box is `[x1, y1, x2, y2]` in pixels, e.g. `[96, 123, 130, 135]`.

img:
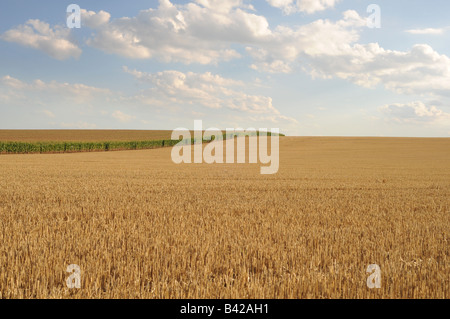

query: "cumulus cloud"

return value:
[267, 0, 340, 14]
[0, 19, 81, 60]
[1, 71, 297, 127]
[82, 0, 271, 63]
[243, 10, 450, 98]
[304, 42, 450, 97]
[379, 101, 450, 124]
[78, 2, 450, 99]
[82, 1, 347, 65]
[3, 1, 450, 103]
[247, 10, 366, 73]
[123, 67, 288, 116]
[64, 3, 450, 101]
[81, 9, 111, 28]
[80, 3, 365, 71]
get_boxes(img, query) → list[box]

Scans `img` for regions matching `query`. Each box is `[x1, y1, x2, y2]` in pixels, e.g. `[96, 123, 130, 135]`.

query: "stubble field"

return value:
[0, 135, 448, 298]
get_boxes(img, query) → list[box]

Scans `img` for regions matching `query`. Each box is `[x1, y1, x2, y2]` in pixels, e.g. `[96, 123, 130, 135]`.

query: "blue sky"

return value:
[1, 0, 449, 136]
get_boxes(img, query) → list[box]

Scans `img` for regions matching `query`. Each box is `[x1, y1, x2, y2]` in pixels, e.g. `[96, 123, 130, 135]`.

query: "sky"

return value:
[0, 0, 449, 137]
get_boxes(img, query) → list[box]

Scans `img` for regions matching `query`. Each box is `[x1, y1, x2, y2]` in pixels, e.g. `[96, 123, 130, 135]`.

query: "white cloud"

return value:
[304, 42, 450, 97]
[112, 110, 136, 123]
[241, 10, 450, 98]
[75, 3, 450, 101]
[379, 101, 450, 124]
[78, 3, 450, 101]
[267, 0, 340, 14]
[124, 67, 285, 116]
[247, 10, 366, 73]
[81, 9, 111, 28]
[1, 71, 296, 125]
[406, 28, 445, 35]
[0, 19, 81, 60]
[3, 4, 450, 111]
[82, 0, 272, 63]
[81, 1, 353, 66]
[0, 72, 297, 129]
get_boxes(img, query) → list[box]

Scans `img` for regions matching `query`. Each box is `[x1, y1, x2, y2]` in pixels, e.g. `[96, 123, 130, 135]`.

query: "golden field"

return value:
[0, 136, 448, 298]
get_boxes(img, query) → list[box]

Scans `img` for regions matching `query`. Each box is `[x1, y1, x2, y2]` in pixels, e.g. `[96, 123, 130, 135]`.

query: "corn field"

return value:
[0, 140, 180, 154]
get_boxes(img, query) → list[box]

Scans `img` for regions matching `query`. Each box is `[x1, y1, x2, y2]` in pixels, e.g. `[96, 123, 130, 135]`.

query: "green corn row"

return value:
[0, 132, 284, 154]
[0, 140, 169, 154]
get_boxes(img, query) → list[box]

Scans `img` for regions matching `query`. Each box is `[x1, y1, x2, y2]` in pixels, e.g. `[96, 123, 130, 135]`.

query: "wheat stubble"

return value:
[0, 137, 448, 298]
